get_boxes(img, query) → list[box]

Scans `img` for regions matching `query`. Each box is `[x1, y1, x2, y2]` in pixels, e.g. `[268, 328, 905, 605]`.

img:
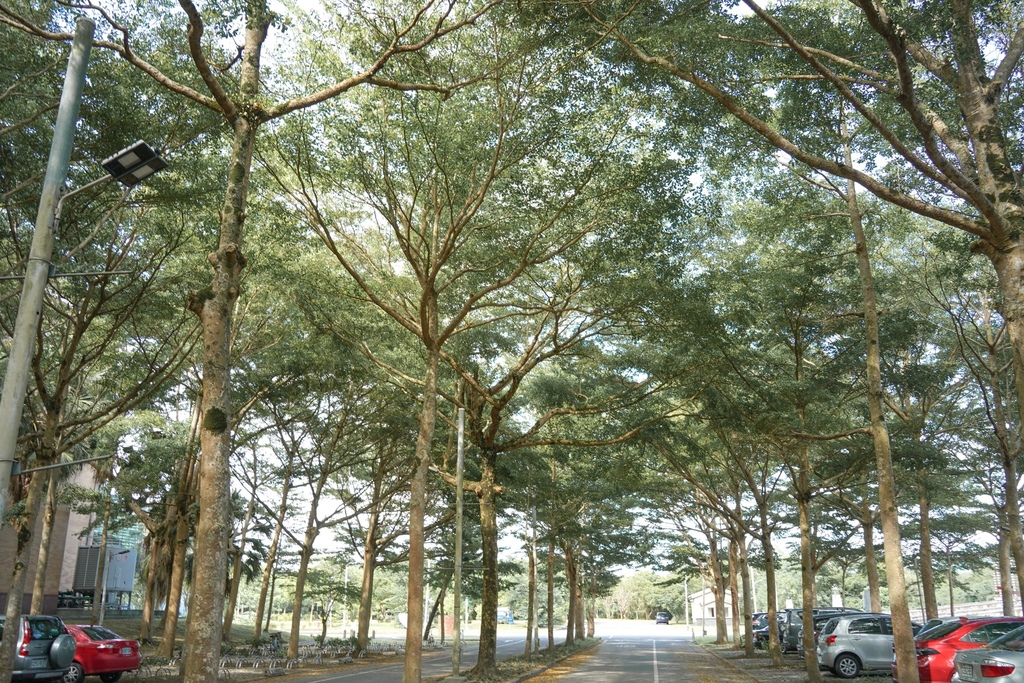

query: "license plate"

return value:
[957, 662, 976, 682]
[31, 660, 46, 668]
[121, 648, 132, 655]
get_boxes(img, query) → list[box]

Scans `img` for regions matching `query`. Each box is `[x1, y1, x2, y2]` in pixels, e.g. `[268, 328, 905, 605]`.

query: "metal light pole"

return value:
[447, 408, 466, 682]
[0, 17, 94, 525]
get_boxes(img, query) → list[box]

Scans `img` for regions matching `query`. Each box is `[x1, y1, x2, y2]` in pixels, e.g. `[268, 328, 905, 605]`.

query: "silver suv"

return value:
[816, 613, 894, 678]
[0, 615, 77, 681]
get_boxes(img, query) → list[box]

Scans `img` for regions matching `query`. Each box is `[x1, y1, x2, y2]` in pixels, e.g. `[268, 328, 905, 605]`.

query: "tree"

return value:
[587, 4, 1024, 677]
[0, 2, 499, 680]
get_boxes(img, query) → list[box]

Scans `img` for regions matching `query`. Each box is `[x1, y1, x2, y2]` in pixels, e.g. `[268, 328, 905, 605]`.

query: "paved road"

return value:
[253, 621, 731, 683]
[549, 621, 738, 683]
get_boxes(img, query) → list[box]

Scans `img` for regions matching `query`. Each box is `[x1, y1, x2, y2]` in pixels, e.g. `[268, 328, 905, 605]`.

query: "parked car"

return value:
[783, 607, 864, 653]
[655, 611, 671, 624]
[62, 625, 140, 683]
[753, 613, 786, 650]
[0, 615, 76, 681]
[951, 624, 1024, 683]
[817, 613, 898, 678]
[893, 617, 1024, 683]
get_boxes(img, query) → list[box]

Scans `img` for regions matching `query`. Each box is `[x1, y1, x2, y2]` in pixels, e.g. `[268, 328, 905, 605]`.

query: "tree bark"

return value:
[547, 539, 555, 651]
[797, 468, 821, 683]
[918, 479, 938, 620]
[0, 472, 47, 680]
[999, 507, 1015, 614]
[254, 472, 290, 640]
[223, 496, 255, 639]
[402, 347, 439, 683]
[861, 483, 882, 613]
[29, 473, 58, 614]
[729, 539, 741, 648]
[91, 494, 112, 625]
[759, 522, 783, 666]
[473, 448, 500, 676]
[739, 537, 754, 656]
[157, 502, 191, 658]
[139, 534, 164, 643]
[288, 529, 317, 658]
[843, 142, 917, 683]
[563, 544, 576, 646]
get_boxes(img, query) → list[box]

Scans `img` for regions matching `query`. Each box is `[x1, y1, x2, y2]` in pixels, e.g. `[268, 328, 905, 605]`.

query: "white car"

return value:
[816, 613, 896, 678]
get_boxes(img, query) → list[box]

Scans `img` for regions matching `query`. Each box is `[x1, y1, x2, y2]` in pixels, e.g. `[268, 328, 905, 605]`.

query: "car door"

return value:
[846, 616, 889, 670]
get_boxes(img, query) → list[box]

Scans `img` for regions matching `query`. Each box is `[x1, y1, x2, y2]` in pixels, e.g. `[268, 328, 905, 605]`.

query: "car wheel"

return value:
[100, 672, 123, 683]
[63, 662, 84, 683]
[50, 635, 76, 669]
[834, 653, 862, 679]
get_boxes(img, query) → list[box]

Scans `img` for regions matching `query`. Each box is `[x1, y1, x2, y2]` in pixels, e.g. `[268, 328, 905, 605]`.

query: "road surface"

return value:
[277, 620, 724, 683]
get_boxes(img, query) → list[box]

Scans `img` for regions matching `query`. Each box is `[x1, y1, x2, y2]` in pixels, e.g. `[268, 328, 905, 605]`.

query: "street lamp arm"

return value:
[4, 453, 113, 477]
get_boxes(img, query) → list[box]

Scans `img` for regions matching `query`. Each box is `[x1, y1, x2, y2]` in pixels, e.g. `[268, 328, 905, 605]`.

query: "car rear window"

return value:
[80, 626, 120, 640]
[919, 621, 965, 641]
[821, 618, 839, 635]
[848, 618, 882, 635]
[27, 618, 61, 640]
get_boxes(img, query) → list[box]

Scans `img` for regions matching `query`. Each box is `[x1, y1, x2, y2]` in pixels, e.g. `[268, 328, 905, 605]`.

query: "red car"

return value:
[892, 617, 1024, 683]
[62, 626, 141, 683]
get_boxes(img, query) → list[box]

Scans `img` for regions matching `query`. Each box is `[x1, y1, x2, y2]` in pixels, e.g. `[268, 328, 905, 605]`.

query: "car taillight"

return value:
[917, 647, 940, 657]
[826, 636, 837, 646]
[980, 660, 1016, 677]
[19, 621, 30, 656]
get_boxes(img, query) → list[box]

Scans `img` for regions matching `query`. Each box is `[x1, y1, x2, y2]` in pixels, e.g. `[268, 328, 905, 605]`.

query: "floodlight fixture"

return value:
[101, 140, 168, 186]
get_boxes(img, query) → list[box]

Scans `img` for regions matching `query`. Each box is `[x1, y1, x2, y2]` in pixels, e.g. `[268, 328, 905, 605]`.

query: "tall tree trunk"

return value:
[918, 478, 938, 620]
[797, 471, 821, 682]
[254, 468, 291, 640]
[861, 484, 882, 612]
[288, 529, 317, 658]
[739, 537, 754, 656]
[708, 545, 728, 645]
[563, 544, 576, 646]
[424, 578, 449, 641]
[574, 573, 584, 640]
[0, 471, 48, 680]
[843, 138, 917, 683]
[91, 494, 112, 625]
[759, 522, 783, 666]
[999, 507, 1015, 615]
[586, 573, 596, 638]
[473, 448, 499, 677]
[184, 118, 254, 683]
[30, 473, 59, 614]
[223, 495, 256, 640]
[157, 505, 191, 658]
[402, 346, 439, 683]
[525, 538, 535, 658]
[139, 535, 164, 644]
[547, 539, 555, 652]
[729, 539, 741, 647]
[356, 507, 379, 651]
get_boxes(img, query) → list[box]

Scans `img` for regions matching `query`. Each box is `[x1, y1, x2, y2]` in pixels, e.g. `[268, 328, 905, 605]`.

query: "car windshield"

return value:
[985, 625, 1024, 652]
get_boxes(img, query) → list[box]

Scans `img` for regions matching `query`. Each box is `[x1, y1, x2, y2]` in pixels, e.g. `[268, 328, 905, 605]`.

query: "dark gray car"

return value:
[0, 615, 77, 681]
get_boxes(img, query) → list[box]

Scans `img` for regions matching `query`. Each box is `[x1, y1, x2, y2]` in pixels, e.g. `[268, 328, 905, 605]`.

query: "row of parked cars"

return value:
[0, 615, 141, 683]
[752, 608, 1024, 682]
